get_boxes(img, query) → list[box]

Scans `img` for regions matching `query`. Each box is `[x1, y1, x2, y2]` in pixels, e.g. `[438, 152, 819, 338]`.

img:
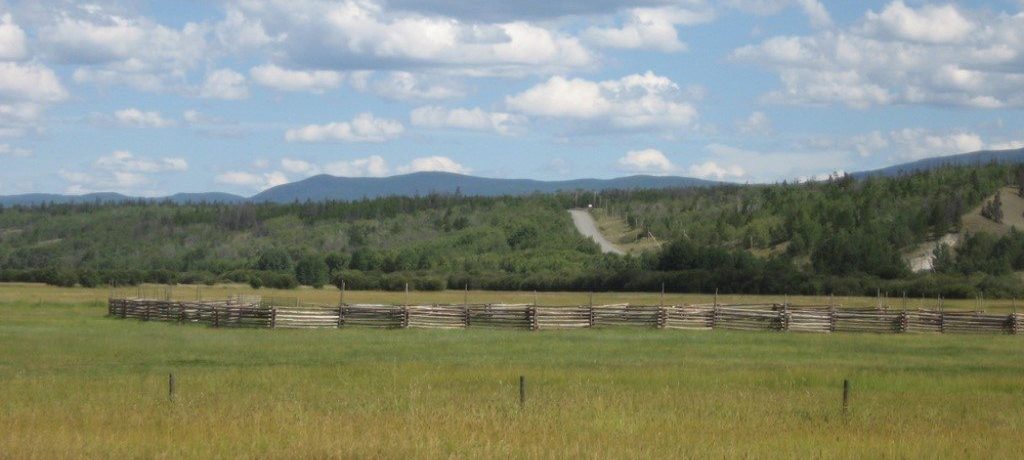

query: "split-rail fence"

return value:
[107, 297, 1023, 334]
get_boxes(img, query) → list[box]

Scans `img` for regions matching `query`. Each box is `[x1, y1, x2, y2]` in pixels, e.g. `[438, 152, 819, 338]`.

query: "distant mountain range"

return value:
[850, 147, 1024, 178]
[3, 147, 1023, 206]
[0, 172, 717, 206]
[0, 191, 248, 206]
[249, 172, 718, 203]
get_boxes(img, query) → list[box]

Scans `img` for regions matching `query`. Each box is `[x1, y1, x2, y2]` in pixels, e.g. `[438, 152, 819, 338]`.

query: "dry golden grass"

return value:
[589, 208, 663, 254]
[1, 295, 1022, 458]
[962, 186, 1024, 237]
[0, 282, 1015, 312]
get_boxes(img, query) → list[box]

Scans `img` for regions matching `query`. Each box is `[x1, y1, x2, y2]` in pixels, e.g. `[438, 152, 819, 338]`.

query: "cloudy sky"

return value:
[1, 0, 1023, 196]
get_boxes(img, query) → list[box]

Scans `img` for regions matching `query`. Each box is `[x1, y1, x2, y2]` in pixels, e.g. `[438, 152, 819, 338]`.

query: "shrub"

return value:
[333, 270, 382, 290]
[44, 268, 78, 287]
[295, 255, 329, 288]
[78, 270, 101, 288]
[179, 271, 216, 285]
[413, 275, 446, 291]
[260, 272, 299, 289]
[147, 269, 178, 285]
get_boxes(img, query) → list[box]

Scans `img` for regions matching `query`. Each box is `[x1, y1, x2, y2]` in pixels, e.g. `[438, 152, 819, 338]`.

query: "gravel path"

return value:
[568, 209, 625, 255]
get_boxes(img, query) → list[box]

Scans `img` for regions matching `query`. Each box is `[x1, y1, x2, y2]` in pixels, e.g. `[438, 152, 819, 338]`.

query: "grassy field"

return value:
[2, 282, 1017, 312]
[2, 283, 1023, 458]
[589, 208, 663, 254]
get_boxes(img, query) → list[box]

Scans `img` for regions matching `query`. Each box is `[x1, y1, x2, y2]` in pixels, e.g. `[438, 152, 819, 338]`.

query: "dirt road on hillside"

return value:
[568, 209, 625, 255]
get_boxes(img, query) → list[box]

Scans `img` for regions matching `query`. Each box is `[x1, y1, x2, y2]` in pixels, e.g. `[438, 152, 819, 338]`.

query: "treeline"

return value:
[3, 163, 1024, 298]
[602, 164, 1013, 279]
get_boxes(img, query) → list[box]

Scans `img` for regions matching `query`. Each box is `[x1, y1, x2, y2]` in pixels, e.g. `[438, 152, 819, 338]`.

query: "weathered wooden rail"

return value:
[107, 298, 1023, 335]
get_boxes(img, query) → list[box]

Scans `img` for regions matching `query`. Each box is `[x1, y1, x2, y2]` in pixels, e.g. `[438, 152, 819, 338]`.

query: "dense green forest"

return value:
[3, 163, 1024, 298]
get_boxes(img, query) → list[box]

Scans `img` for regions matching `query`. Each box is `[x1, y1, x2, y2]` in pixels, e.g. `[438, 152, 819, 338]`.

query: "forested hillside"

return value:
[3, 163, 1024, 298]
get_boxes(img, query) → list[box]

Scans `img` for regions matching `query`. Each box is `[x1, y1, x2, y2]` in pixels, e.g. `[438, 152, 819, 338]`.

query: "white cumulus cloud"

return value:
[112, 108, 174, 128]
[687, 161, 746, 180]
[0, 62, 68, 103]
[280, 158, 322, 176]
[410, 106, 525, 135]
[45, 6, 207, 92]
[0, 14, 27, 60]
[506, 71, 699, 130]
[397, 156, 470, 174]
[95, 150, 188, 173]
[584, 5, 714, 52]
[227, 0, 593, 76]
[285, 113, 404, 143]
[349, 71, 464, 101]
[862, 1, 974, 44]
[616, 148, 676, 174]
[0, 143, 31, 157]
[737, 111, 772, 135]
[324, 155, 390, 177]
[215, 171, 289, 190]
[250, 64, 344, 93]
[59, 151, 188, 195]
[199, 69, 249, 100]
[732, 1, 1024, 108]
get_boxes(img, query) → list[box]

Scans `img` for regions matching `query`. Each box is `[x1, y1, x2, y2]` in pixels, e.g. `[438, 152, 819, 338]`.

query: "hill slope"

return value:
[852, 147, 1024, 178]
[0, 173, 717, 206]
[0, 192, 247, 206]
[250, 172, 718, 203]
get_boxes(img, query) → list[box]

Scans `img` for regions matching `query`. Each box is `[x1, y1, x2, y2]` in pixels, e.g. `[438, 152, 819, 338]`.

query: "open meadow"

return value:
[2, 283, 1023, 458]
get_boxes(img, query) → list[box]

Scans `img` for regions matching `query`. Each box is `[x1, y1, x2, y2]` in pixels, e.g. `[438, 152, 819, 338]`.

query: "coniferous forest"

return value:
[4, 163, 1024, 298]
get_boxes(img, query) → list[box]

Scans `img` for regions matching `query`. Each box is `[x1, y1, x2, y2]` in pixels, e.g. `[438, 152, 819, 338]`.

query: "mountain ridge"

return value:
[0, 172, 720, 206]
[4, 147, 1024, 206]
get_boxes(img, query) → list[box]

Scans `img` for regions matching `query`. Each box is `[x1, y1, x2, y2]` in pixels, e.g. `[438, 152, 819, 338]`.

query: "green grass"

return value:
[590, 208, 663, 254]
[2, 286, 1023, 458]
[3, 282, 1017, 312]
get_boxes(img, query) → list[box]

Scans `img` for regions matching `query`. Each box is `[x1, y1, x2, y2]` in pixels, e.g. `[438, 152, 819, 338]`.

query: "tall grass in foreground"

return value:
[1, 301, 1023, 458]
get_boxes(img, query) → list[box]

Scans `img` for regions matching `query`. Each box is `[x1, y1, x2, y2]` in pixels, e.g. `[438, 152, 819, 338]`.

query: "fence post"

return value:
[271, 307, 277, 329]
[938, 295, 945, 334]
[842, 379, 850, 414]
[588, 304, 595, 328]
[337, 304, 345, 328]
[657, 306, 667, 329]
[519, 375, 526, 408]
[779, 304, 789, 332]
[898, 310, 908, 333]
[213, 307, 220, 328]
[527, 306, 538, 331]
[402, 306, 410, 328]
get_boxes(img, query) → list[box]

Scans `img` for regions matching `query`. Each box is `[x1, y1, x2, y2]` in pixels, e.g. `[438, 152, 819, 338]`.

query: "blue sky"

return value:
[0, 0, 1023, 196]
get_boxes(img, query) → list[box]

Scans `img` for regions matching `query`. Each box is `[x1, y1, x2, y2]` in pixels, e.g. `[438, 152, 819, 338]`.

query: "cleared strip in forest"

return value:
[568, 209, 625, 255]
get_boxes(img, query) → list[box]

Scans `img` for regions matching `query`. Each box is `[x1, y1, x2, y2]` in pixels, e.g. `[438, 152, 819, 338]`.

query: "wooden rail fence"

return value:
[107, 298, 1023, 335]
